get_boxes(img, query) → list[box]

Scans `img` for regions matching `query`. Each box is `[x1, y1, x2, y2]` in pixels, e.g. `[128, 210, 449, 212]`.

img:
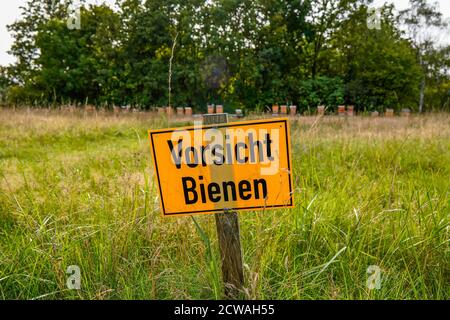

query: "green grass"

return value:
[0, 109, 449, 299]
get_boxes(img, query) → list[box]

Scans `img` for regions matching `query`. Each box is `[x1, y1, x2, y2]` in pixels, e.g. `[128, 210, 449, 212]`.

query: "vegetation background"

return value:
[0, 0, 449, 300]
[0, 0, 449, 113]
[0, 110, 448, 299]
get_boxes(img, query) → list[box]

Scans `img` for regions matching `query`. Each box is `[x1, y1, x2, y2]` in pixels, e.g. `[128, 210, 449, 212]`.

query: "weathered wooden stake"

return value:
[203, 113, 244, 299]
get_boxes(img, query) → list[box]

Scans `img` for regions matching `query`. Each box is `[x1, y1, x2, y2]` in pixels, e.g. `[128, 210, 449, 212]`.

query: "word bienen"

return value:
[182, 175, 267, 205]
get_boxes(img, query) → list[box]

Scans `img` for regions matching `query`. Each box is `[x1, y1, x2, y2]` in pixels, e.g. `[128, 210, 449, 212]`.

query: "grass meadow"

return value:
[0, 108, 448, 300]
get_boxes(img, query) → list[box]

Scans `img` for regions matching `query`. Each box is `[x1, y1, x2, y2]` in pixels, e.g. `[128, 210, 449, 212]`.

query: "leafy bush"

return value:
[298, 77, 344, 112]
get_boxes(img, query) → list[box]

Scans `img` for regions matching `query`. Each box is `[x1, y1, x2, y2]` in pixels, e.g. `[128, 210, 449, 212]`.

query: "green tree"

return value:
[7, 0, 77, 86]
[33, 4, 121, 105]
[423, 45, 450, 111]
[2, 0, 446, 112]
[398, 0, 448, 112]
[329, 3, 421, 111]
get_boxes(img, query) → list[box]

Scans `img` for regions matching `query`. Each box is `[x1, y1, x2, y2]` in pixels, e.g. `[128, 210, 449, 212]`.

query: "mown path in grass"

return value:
[0, 110, 449, 299]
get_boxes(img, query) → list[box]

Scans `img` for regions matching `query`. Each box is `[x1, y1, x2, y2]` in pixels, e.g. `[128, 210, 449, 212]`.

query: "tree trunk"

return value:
[419, 78, 425, 113]
[419, 54, 425, 113]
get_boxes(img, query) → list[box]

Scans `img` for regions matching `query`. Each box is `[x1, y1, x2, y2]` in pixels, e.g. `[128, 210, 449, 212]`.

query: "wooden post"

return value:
[202, 113, 244, 299]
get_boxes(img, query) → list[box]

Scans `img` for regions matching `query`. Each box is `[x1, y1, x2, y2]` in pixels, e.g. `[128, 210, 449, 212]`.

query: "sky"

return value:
[0, 0, 449, 66]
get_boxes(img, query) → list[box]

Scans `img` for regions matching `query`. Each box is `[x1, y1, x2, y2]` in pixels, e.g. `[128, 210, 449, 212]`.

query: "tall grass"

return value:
[0, 108, 448, 299]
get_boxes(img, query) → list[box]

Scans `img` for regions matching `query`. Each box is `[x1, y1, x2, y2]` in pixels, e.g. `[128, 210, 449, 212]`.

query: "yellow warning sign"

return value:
[148, 118, 294, 216]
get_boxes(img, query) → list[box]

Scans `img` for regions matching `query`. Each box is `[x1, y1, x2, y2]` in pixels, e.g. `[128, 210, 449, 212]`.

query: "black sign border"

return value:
[149, 119, 293, 216]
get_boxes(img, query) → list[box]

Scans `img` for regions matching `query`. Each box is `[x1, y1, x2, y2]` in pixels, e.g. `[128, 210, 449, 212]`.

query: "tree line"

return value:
[0, 0, 449, 113]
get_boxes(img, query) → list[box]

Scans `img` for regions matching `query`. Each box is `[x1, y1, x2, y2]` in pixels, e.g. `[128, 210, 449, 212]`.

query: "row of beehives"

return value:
[58, 104, 412, 117]
[157, 106, 193, 116]
[157, 105, 229, 115]
[206, 104, 244, 117]
[156, 105, 245, 117]
[59, 104, 194, 115]
[61, 104, 187, 115]
[315, 105, 411, 117]
[60, 105, 139, 113]
[370, 108, 412, 117]
[270, 104, 411, 117]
